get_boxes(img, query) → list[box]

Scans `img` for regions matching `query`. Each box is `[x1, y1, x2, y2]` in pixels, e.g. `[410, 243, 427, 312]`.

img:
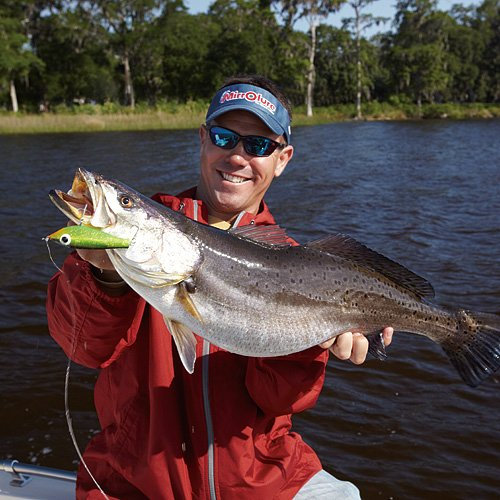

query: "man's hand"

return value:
[319, 328, 394, 365]
[66, 222, 126, 295]
[76, 247, 116, 271]
[66, 221, 116, 271]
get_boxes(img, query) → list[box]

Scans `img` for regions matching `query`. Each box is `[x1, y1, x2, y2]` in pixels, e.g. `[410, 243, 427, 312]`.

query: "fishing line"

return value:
[44, 238, 63, 273]
[45, 238, 109, 498]
[64, 267, 110, 500]
[64, 358, 109, 500]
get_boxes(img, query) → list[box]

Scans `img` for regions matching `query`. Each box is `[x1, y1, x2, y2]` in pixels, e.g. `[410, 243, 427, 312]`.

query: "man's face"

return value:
[197, 110, 293, 219]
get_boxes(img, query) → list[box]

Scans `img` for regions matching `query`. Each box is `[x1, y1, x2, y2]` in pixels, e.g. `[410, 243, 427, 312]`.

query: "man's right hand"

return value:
[76, 247, 116, 271]
[66, 220, 116, 271]
[67, 222, 126, 291]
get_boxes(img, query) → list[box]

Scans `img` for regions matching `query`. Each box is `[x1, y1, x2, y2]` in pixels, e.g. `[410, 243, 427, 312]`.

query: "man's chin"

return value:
[212, 192, 249, 216]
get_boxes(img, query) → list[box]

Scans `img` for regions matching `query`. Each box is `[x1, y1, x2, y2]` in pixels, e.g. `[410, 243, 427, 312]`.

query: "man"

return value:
[47, 75, 392, 499]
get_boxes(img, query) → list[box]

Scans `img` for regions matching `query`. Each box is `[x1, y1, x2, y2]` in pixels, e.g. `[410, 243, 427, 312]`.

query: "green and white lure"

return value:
[47, 225, 130, 249]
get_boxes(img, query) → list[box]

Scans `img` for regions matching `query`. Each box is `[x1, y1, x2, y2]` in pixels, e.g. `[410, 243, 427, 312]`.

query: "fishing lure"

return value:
[47, 225, 130, 249]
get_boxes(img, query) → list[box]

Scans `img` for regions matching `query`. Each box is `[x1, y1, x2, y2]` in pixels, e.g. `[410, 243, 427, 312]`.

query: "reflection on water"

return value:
[0, 120, 499, 498]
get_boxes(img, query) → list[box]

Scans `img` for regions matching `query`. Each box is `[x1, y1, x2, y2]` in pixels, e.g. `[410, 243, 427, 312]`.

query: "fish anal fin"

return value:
[163, 316, 197, 374]
[306, 234, 435, 299]
[230, 224, 292, 248]
[366, 331, 388, 361]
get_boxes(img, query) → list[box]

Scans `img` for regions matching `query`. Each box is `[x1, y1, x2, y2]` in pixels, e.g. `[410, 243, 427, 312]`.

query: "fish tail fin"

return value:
[441, 310, 500, 387]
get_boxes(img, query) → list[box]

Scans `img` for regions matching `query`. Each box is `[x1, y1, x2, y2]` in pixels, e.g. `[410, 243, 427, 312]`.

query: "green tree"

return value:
[150, 4, 213, 101]
[446, 5, 484, 102]
[0, 3, 44, 111]
[383, 0, 451, 111]
[314, 25, 355, 105]
[342, 0, 388, 118]
[314, 24, 381, 106]
[475, 0, 500, 101]
[204, 1, 282, 90]
[276, 0, 345, 116]
[33, 7, 116, 107]
[88, 0, 168, 107]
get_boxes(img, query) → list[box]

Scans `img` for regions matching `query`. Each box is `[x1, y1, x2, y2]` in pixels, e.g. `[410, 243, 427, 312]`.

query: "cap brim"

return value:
[206, 104, 287, 141]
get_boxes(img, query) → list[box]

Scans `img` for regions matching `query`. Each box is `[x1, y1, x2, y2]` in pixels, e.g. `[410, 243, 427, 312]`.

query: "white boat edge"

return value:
[0, 460, 76, 499]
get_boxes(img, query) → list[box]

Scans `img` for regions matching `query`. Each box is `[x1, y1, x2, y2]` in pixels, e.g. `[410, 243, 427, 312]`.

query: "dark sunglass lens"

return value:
[210, 127, 239, 149]
[244, 137, 276, 157]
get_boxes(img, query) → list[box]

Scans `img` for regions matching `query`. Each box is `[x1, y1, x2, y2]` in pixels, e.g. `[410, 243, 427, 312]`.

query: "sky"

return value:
[185, 0, 482, 36]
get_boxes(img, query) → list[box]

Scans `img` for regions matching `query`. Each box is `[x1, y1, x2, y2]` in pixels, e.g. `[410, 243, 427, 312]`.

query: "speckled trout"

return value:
[49, 169, 500, 386]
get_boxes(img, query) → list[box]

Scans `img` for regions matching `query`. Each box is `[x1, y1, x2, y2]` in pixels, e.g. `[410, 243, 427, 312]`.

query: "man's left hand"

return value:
[319, 328, 394, 365]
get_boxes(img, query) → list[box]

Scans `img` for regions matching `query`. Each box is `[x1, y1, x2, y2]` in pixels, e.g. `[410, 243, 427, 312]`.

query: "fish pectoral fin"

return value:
[366, 331, 388, 361]
[176, 282, 203, 323]
[163, 316, 197, 374]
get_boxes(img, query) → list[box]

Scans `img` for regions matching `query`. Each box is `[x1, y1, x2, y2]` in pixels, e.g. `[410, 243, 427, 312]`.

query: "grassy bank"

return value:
[1, 102, 499, 135]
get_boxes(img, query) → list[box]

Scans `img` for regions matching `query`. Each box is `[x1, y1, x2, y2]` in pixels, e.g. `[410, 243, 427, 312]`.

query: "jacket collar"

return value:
[153, 186, 278, 227]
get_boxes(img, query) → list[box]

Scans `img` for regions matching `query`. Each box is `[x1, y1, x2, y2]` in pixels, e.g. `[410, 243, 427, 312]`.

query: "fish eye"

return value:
[119, 195, 134, 208]
[60, 234, 72, 246]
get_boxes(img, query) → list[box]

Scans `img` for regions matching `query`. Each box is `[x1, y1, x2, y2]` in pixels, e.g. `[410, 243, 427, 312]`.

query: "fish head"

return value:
[50, 169, 150, 242]
[49, 169, 202, 287]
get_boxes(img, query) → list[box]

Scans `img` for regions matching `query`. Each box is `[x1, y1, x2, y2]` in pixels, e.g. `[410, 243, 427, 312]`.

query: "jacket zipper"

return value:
[192, 201, 217, 500]
[196, 205, 247, 500]
[202, 340, 216, 500]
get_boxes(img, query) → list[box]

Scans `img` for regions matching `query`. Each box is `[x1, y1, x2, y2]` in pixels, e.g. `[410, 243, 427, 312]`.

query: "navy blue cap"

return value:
[206, 84, 291, 144]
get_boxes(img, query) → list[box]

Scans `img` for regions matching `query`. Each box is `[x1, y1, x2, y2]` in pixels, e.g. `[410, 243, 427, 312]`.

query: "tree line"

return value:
[1, 0, 499, 116]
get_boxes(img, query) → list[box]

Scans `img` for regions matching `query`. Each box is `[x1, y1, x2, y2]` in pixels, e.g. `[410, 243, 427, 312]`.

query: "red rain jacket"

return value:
[46, 188, 328, 499]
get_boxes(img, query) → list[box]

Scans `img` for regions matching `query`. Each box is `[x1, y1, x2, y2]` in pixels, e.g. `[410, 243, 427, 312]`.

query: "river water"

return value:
[0, 119, 499, 499]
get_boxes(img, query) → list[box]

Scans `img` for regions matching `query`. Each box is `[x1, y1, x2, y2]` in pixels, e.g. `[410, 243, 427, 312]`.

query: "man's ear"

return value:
[274, 145, 294, 178]
[199, 124, 208, 144]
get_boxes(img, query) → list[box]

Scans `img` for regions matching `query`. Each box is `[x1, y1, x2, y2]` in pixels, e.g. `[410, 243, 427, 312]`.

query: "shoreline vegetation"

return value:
[1, 102, 500, 135]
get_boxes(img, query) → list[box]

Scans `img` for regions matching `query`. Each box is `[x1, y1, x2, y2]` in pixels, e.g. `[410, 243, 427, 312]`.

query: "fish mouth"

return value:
[49, 169, 114, 227]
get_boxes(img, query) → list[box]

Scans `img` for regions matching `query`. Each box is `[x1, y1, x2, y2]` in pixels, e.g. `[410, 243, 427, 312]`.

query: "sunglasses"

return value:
[207, 125, 287, 157]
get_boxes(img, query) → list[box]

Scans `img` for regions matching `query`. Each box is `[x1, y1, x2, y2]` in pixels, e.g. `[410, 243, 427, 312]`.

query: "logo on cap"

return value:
[220, 90, 276, 115]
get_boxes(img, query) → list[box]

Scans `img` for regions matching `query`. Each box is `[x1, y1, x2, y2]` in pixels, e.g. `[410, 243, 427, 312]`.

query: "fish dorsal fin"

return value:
[230, 224, 291, 248]
[305, 234, 435, 299]
[163, 316, 198, 374]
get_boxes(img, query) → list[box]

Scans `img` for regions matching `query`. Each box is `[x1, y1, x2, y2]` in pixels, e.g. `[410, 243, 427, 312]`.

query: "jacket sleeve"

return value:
[46, 252, 146, 369]
[245, 346, 329, 417]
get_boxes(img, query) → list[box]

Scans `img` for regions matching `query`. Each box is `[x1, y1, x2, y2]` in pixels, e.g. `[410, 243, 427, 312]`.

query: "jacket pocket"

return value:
[110, 396, 149, 465]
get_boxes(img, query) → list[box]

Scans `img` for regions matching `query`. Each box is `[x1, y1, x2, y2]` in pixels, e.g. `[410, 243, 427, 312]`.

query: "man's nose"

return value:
[226, 142, 250, 166]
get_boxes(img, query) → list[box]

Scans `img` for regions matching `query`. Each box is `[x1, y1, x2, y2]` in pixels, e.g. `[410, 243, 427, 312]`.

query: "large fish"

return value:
[49, 169, 500, 386]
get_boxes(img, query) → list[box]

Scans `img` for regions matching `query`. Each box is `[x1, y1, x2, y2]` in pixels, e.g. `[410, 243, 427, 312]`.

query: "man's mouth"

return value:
[220, 171, 251, 184]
